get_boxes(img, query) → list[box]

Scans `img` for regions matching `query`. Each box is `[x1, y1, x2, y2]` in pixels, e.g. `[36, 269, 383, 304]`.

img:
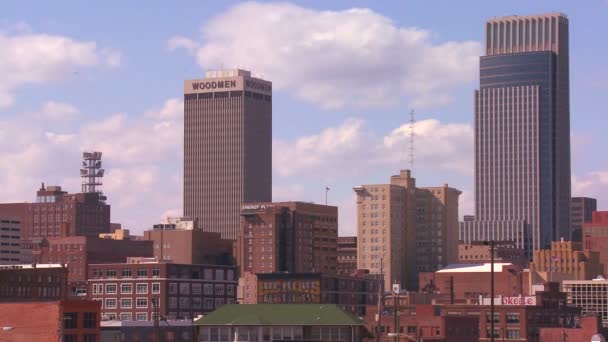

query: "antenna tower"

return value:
[409, 109, 415, 173]
[80, 151, 106, 200]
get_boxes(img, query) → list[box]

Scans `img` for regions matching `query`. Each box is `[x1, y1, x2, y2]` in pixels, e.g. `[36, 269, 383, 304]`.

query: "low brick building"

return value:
[0, 300, 100, 342]
[539, 315, 608, 342]
[585, 211, 608, 275]
[32, 235, 153, 296]
[87, 259, 237, 321]
[419, 263, 526, 300]
[143, 226, 233, 265]
[238, 271, 380, 316]
[337, 236, 357, 275]
[0, 263, 68, 301]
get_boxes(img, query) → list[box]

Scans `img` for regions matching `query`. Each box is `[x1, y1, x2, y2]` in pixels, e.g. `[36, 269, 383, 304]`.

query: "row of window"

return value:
[92, 283, 160, 295]
[92, 268, 160, 278]
[97, 297, 158, 309]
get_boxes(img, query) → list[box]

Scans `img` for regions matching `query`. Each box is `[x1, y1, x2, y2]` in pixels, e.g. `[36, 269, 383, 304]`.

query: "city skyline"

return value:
[1, 1, 607, 235]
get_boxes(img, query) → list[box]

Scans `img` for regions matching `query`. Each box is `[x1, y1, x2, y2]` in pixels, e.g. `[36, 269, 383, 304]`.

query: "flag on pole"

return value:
[326, 186, 330, 191]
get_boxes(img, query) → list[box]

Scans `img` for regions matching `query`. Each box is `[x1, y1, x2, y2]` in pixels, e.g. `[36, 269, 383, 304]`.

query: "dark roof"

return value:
[194, 304, 364, 326]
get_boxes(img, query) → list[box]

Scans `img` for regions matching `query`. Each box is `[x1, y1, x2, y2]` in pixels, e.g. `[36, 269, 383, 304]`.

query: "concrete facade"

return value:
[183, 69, 272, 240]
[529, 240, 603, 280]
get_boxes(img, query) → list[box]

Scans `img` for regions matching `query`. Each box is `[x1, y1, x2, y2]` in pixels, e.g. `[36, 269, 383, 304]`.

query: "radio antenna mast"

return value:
[409, 109, 415, 173]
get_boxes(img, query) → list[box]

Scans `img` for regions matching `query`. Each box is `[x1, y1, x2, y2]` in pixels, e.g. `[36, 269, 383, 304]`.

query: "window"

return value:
[136, 283, 148, 294]
[121, 298, 132, 309]
[105, 284, 117, 295]
[169, 282, 178, 295]
[102, 313, 117, 321]
[137, 268, 147, 278]
[92, 284, 102, 295]
[152, 267, 160, 277]
[136, 312, 148, 321]
[226, 285, 234, 296]
[486, 329, 500, 338]
[119, 313, 132, 321]
[136, 298, 148, 309]
[506, 329, 520, 339]
[204, 283, 213, 295]
[180, 283, 190, 294]
[152, 283, 161, 294]
[84, 334, 97, 342]
[63, 335, 77, 342]
[83, 312, 96, 328]
[121, 269, 132, 278]
[506, 313, 520, 323]
[121, 283, 132, 294]
[215, 269, 224, 280]
[215, 284, 225, 296]
[486, 312, 500, 323]
[105, 298, 117, 309]
[106, 269, 116, 278]
[192, 283, 202, 295]
[64, 312, 78, 329]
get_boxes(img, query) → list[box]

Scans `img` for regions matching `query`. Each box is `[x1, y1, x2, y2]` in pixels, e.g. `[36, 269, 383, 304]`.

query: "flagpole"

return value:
[325, 186, 329, 205]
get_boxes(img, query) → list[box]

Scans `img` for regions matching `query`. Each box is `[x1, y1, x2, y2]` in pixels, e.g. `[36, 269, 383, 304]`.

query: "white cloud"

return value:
[458, 190, 475, 218]
[0, 30, 120, 107]
[170, 2, 480, 110]
[39, 101, 79, 120]
[145, 98, 184, 119]
[0, 99, 182, 233]
[572, 172, 608, 205]
[274, 117, 473, 178]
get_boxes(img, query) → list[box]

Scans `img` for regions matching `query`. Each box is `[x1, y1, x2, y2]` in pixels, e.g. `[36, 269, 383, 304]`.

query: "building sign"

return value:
[241, 204, 275, 211]
[191, 80, 237, 90]
[245, 79, 272, 92]
[479, 295, 536, 306]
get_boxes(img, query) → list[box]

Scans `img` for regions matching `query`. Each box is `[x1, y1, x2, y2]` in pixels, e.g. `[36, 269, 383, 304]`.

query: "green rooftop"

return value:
[194, 304, 365, 326]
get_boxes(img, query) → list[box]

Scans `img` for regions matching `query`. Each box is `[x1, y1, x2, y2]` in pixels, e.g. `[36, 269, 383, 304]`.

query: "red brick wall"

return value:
[0, 301, 61, 342]
[539, 316, 605, 342]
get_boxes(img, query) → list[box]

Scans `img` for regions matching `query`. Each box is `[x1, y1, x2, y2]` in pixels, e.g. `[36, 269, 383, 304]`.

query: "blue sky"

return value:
[1, 1, 607, 235]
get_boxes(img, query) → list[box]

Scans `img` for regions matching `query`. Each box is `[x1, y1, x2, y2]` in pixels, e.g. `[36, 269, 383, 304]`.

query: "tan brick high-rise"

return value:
[183, 69, 272, 240]
[354, 170, 416, 290]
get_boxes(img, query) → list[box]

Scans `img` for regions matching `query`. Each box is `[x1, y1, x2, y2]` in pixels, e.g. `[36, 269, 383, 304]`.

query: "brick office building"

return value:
[143, 225, 233, 265]
[32, 236, 153, 296]
[337, 236, 358, 276]
[0, 217, 25, 264]
[237, 202, 338, 275]
[88, 259, 237, 321]
[0, 263, 68, 301]
[0, 184, 111, 239]
[0, 300, 100, 342]
[238, 272, 379, 316]
[584, 211, 608, 275]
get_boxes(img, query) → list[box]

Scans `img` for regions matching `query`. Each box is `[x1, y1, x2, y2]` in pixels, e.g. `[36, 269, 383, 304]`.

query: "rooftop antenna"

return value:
[408, 109, 415, 173]
[80, 151, 106, 202]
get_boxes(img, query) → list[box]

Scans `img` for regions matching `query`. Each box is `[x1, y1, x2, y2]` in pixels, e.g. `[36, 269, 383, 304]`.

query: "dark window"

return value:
[83, 312, 96, 328]
[244, 91, 252, 97]
[137, 268, 147, 278]
[198, 93, 212, 99]
[121, 268, 132, 278]
[152, 267, 160, 277]
[230, 91, 243, 97]
[64, 312, 78, 329]
[214, 91, 229, 98]
[63, 335, 77, 342]
[84, 335, 97, 342]
[184, 94, 197, 101]
[252, 93, 263, 100]
[264, 95, 272, 102]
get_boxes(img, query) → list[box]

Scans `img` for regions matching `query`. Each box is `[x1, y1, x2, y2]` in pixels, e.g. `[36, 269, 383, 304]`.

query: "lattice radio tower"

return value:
[80, 151, 106, 201]
[408, 109, 415, 173]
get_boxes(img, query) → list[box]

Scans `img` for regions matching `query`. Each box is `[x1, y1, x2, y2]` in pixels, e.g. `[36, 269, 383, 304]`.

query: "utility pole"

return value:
[490, 239, 495, 342]
[376, 258, 384, 342]
[153, 297, 160, 342]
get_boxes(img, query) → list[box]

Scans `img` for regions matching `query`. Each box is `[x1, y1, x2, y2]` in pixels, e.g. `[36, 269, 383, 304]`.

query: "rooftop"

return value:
[194, 304, 364, 326]
[0, 263, 64, 270]
[436, 263, 514, 273]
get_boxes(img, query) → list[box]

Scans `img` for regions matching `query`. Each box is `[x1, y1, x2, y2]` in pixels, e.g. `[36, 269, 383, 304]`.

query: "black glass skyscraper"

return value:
[460, 13, 571, 257]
